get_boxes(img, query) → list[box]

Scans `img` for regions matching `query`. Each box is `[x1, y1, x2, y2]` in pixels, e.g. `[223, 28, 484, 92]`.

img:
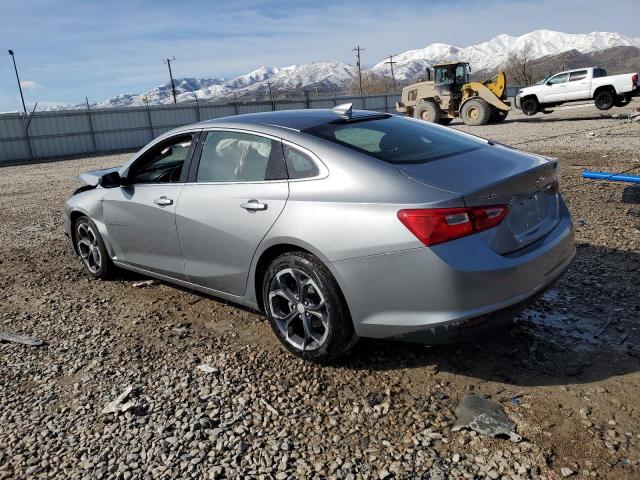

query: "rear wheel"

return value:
[521, 97, 539, 116]
[614, 94, 631, 107]
[413, 101, 441, 123]
[74, 216, 114, 279]
[461, 98, 491, 126]
[595, 89, 615, 110]
[262, 252, 357, 362]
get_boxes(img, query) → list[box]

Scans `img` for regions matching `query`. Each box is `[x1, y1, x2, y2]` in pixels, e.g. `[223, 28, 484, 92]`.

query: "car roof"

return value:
[185, 108, 388, 133]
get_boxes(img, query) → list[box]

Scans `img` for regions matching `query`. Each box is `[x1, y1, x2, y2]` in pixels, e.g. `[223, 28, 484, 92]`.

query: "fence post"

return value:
[194, 94, 201, 122]
[233, 92, 239, 115]
[21, 113, 34, 161]
[85, 97, 98, 152]
[304, 91, 311, 109]
[144, 100, 154, 140]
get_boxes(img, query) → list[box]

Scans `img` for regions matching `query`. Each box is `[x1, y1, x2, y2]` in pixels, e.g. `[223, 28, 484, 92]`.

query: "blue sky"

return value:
[0, 0, 638, 111]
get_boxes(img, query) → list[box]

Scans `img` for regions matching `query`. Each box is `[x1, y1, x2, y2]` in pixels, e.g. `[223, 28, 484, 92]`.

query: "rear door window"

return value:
[196, 131, 287, 182]
[569, 70, 588, 82]
[304, 116, 484, 164]
[593, 68, 607, 78]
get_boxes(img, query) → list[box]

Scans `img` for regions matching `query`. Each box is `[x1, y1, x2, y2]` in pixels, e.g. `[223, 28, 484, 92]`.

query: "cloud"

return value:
[20, 80, 42, 90]
[1, 0, 639, 105]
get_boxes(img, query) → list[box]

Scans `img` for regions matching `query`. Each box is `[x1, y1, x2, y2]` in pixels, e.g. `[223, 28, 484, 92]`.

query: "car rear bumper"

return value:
[329, 199, 574, 343]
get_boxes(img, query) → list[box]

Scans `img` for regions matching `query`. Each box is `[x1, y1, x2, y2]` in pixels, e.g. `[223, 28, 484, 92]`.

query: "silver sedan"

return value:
[63, 105, 575, 362]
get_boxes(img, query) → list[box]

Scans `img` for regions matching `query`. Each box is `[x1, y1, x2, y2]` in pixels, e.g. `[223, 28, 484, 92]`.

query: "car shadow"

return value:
[338, 243, 640, 388]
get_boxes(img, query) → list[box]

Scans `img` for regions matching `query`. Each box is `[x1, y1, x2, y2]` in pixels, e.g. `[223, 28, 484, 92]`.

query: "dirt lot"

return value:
[1, 100, 639, 479]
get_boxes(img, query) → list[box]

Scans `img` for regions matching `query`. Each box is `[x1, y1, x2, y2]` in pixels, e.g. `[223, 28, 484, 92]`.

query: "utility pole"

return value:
[267, 81, 275, 110]
[163, 57, 177, 104]
[385, 54, 398, 92]
[353, 45, 365, 95]
[7, 50, 27, 113]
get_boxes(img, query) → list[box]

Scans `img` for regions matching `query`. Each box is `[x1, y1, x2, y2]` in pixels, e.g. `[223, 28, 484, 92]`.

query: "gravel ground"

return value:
[1, 99, 639, 479]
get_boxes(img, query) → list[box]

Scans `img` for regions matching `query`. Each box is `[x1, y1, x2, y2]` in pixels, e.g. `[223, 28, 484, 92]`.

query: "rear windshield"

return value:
[304, 116, 484, 164]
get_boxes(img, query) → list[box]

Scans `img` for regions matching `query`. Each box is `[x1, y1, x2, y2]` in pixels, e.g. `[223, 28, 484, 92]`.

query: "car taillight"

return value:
[397, 205, 508, 246]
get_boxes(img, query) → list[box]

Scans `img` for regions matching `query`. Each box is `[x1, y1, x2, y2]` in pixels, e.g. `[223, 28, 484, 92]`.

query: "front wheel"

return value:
[262, 252, 357, 362]
[521, 97, 539, 116]
[595, 90, 615, 110]
[461, 98, 491, 126]
[74, 216, 114, 279]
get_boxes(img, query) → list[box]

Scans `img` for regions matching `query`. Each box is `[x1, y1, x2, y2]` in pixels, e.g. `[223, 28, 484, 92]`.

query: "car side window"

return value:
[130, 134, 194, 184]
[547, 73, 568, 85]
[593, 68, 607, 78]
[283, 145, 319, 179]
[569, 70, 588, 82]
[196, 131, 287, 182]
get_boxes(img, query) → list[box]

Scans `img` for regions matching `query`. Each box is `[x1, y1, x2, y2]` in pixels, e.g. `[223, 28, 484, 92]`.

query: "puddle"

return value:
[516, 289, 633, 353]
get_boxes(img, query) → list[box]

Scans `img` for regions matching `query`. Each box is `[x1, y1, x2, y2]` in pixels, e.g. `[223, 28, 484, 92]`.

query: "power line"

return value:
[353, 45, 365, 95]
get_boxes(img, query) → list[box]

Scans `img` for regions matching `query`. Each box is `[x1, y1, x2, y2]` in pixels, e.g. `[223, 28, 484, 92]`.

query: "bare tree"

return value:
[504, 41, 534, 86]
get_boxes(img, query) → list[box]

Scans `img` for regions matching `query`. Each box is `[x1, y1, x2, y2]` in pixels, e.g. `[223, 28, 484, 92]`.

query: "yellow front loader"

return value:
[396, 62, 511, 126]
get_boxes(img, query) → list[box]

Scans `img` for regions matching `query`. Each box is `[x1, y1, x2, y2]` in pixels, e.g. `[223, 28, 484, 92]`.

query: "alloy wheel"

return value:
[77, 223, 102, 274]
[268, 268, 329, 351]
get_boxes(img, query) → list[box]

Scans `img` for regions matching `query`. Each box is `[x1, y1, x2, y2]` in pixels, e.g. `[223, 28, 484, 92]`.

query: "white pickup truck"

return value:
[515, 67, 639, 115]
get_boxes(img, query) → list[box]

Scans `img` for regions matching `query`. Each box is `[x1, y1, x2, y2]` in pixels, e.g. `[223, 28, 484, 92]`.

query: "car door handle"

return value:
[154, 196, 173, 207]
[240, 199, 267, 211]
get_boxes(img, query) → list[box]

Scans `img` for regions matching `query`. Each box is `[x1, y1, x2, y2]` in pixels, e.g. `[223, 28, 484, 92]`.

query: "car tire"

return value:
[521, 97, 539, 116]
[594, 89, 615, 110]
[461, 98, 491, 126]
[74, 215, 114, 280]
[262, 252, 357, 362]
[614, 94, 631, 107]
[413, 101, 441, 123]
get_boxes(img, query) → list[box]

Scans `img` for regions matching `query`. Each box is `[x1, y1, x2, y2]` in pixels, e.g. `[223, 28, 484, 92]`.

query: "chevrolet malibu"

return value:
[64, 106, 575, 361]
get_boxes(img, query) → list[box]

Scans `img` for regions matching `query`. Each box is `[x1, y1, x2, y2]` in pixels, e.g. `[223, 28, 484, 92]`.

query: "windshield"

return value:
[435, 64, 470, 85]
[536, 75, 551, 85]
[304, 116, 485, 164]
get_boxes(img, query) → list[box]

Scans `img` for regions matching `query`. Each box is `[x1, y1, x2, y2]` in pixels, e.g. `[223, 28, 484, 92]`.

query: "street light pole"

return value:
[8, 50, 27, 113]
[164, 57, 177, 104]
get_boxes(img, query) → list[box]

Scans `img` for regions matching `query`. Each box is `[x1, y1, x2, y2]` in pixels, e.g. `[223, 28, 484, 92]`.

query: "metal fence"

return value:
[0, 94, 401, 164]
[0, 87, 522, 165]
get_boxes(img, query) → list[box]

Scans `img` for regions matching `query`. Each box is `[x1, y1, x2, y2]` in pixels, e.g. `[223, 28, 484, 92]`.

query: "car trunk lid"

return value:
[395, 144, 560, 254]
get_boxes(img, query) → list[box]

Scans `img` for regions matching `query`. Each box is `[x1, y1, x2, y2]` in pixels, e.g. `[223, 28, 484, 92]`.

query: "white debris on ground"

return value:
[100, 385, 136, 415]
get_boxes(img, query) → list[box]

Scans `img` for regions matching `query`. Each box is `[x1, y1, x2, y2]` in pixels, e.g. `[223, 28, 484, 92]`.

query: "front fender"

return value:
[64, 190, 115, 259]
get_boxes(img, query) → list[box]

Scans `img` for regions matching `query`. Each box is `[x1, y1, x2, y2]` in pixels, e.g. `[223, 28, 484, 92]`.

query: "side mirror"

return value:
[100, 170, 126, 188]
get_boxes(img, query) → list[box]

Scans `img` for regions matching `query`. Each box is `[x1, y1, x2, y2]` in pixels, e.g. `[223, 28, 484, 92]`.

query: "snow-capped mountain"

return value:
[87, 62, 357, 109]
[59, 30, 640, 110]
[371, 30, 640, 80]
